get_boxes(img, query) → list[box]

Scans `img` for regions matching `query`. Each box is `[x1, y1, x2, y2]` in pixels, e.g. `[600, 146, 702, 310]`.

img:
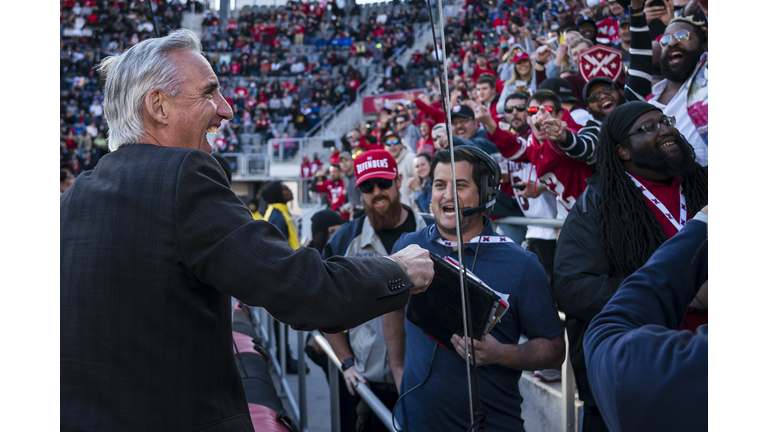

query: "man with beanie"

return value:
[322, 149, 430, 432]
[543, 77, 627, 166]
[554, 101, 708, 431]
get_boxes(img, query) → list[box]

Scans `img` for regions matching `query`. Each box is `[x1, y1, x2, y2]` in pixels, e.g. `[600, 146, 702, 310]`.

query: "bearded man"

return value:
[624, 0, 708, 165]
[322, 149, 431, 431]
[553, 101, 708, 431]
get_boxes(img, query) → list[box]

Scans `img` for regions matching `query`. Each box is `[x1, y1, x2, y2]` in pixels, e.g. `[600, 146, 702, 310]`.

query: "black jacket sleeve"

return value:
[553, 186, 623, 323]
[174, 151, 412, 333]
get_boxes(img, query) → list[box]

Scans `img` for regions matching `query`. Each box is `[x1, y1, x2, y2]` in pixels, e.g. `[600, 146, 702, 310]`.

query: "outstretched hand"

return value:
[389, 244, 434, 294]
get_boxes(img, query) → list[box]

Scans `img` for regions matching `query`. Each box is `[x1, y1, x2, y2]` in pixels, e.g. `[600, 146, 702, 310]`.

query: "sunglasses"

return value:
[512, 47, 523, 54]
[626, 116, 676, 138]
[586, 85, 617, 103]
[358, 178, 394, 194]
[385, 139, 400, 146]
[505, 104, 527, 114]
[526, 106, 554, 115]
[659, 30, 691, 48]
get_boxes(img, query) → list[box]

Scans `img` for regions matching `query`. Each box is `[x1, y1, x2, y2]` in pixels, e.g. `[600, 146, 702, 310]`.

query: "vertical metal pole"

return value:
[561, 329, 576, 432]
[298, 331, 308, 432]
[329, 359, 341, 432]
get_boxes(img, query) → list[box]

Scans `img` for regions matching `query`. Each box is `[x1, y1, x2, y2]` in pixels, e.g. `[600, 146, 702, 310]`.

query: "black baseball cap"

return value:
[619, 15, 630, 26]
[575, 15, 597, 29]
[583, 77, 618, 103]
[539, 78, 577, 103]
[450, 104, 475, 119]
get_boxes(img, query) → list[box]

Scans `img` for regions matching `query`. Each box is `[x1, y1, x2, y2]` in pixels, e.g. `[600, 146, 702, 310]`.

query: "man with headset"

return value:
[382, 147, 565, 431]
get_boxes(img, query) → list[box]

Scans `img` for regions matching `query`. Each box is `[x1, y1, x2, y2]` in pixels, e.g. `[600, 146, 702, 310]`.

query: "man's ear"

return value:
[396, 173, 403, 190]
[556, 110, 564, 120]
[616, 144, 631, 161]
[143, 89, 170, 126]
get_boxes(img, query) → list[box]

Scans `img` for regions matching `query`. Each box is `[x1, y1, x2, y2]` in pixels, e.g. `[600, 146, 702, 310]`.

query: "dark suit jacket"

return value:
[61, 144, 413, 431]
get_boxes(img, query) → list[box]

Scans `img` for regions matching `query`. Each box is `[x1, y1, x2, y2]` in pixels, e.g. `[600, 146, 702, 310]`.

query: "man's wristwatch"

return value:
[341, 357, 355, 372]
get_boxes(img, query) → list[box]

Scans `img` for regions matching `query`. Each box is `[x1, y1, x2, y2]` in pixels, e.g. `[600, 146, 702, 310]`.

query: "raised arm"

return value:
[624, 0, 654, 101]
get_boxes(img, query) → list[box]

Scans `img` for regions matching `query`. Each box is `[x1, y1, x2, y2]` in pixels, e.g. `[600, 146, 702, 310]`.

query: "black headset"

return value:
[455, 146, 502, 217]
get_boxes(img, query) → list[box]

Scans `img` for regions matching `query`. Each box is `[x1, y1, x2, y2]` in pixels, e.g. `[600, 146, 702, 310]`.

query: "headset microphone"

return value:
[460, 198, 497, 217]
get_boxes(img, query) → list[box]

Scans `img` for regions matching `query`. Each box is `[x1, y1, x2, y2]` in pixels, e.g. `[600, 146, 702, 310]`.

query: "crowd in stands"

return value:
[61, 0, 431, 187]
[297, 0, 708, 430]
[60, 0, 708, 429]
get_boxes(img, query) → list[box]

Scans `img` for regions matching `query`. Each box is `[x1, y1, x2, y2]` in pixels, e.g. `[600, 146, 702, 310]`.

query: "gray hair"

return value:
[98, 29, 203, 151]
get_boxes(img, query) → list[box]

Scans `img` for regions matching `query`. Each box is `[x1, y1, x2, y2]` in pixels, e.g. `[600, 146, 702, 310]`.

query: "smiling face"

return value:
[361, 174, 403, 231]
[569, 42, 591, 65]
[431, 161, 482, 239]
[451, 116, 477, 139]
[578, 22, 597, 41]
[586, 82, 623, 121]
[618, 110, 697, 179]
[660, 22, 706, 84]
[504, 96, 528, 130]
[164, 50, 233, 153]
[515, 59, 531, 77]
[414, 155, 431, 179]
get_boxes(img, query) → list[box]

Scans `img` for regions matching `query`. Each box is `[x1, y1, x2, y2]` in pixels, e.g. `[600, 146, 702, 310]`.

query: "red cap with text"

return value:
[354, 150, 398, 187]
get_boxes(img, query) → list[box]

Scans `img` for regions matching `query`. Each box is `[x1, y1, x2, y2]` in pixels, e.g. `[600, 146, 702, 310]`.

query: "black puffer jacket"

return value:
[553, 173, 624, 407]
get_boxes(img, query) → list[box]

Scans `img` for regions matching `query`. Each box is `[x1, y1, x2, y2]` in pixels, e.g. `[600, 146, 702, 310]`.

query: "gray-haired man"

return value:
[61, 29, 434, 431]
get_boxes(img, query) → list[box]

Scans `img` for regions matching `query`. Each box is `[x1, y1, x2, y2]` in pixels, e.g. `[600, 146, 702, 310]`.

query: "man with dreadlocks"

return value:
[624, 0, 708, 165]
[553, 101, 708, 432]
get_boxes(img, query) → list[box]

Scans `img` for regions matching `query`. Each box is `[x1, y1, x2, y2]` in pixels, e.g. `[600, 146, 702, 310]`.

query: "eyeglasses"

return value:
[505, 104, 527, 114]
[626, 116, 676, 138]
[659, 30, 691, 48]
[526, 105, 554, 115]
[358, 178, 394, 194]
[396, 120, 406, 124]
[586, 85, 617, 103]
[385, 139, 400, 146]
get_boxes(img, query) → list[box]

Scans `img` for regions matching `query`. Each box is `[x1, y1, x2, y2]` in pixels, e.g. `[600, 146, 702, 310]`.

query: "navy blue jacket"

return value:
[584, 214, 708, 432]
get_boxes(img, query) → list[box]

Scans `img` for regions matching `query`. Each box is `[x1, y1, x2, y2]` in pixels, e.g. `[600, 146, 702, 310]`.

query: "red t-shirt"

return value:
[629, 175, 691, 240]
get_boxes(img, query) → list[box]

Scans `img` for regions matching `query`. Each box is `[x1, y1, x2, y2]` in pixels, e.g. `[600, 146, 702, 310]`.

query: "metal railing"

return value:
[245, 215, 578, 432]
[220, 152, 270, 181]
[312, 331, 399, 432]
[249, 306, 309, 432]
[306, 102, 348, 138]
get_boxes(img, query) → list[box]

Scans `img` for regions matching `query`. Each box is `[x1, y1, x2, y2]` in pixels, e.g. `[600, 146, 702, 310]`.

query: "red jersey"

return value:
[315, 180, 346, 212]
[489, 109, 593, 211]
[310, 159, 323, 174]
[300, 162, 313, 178]
[330, 153, 339, 165]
